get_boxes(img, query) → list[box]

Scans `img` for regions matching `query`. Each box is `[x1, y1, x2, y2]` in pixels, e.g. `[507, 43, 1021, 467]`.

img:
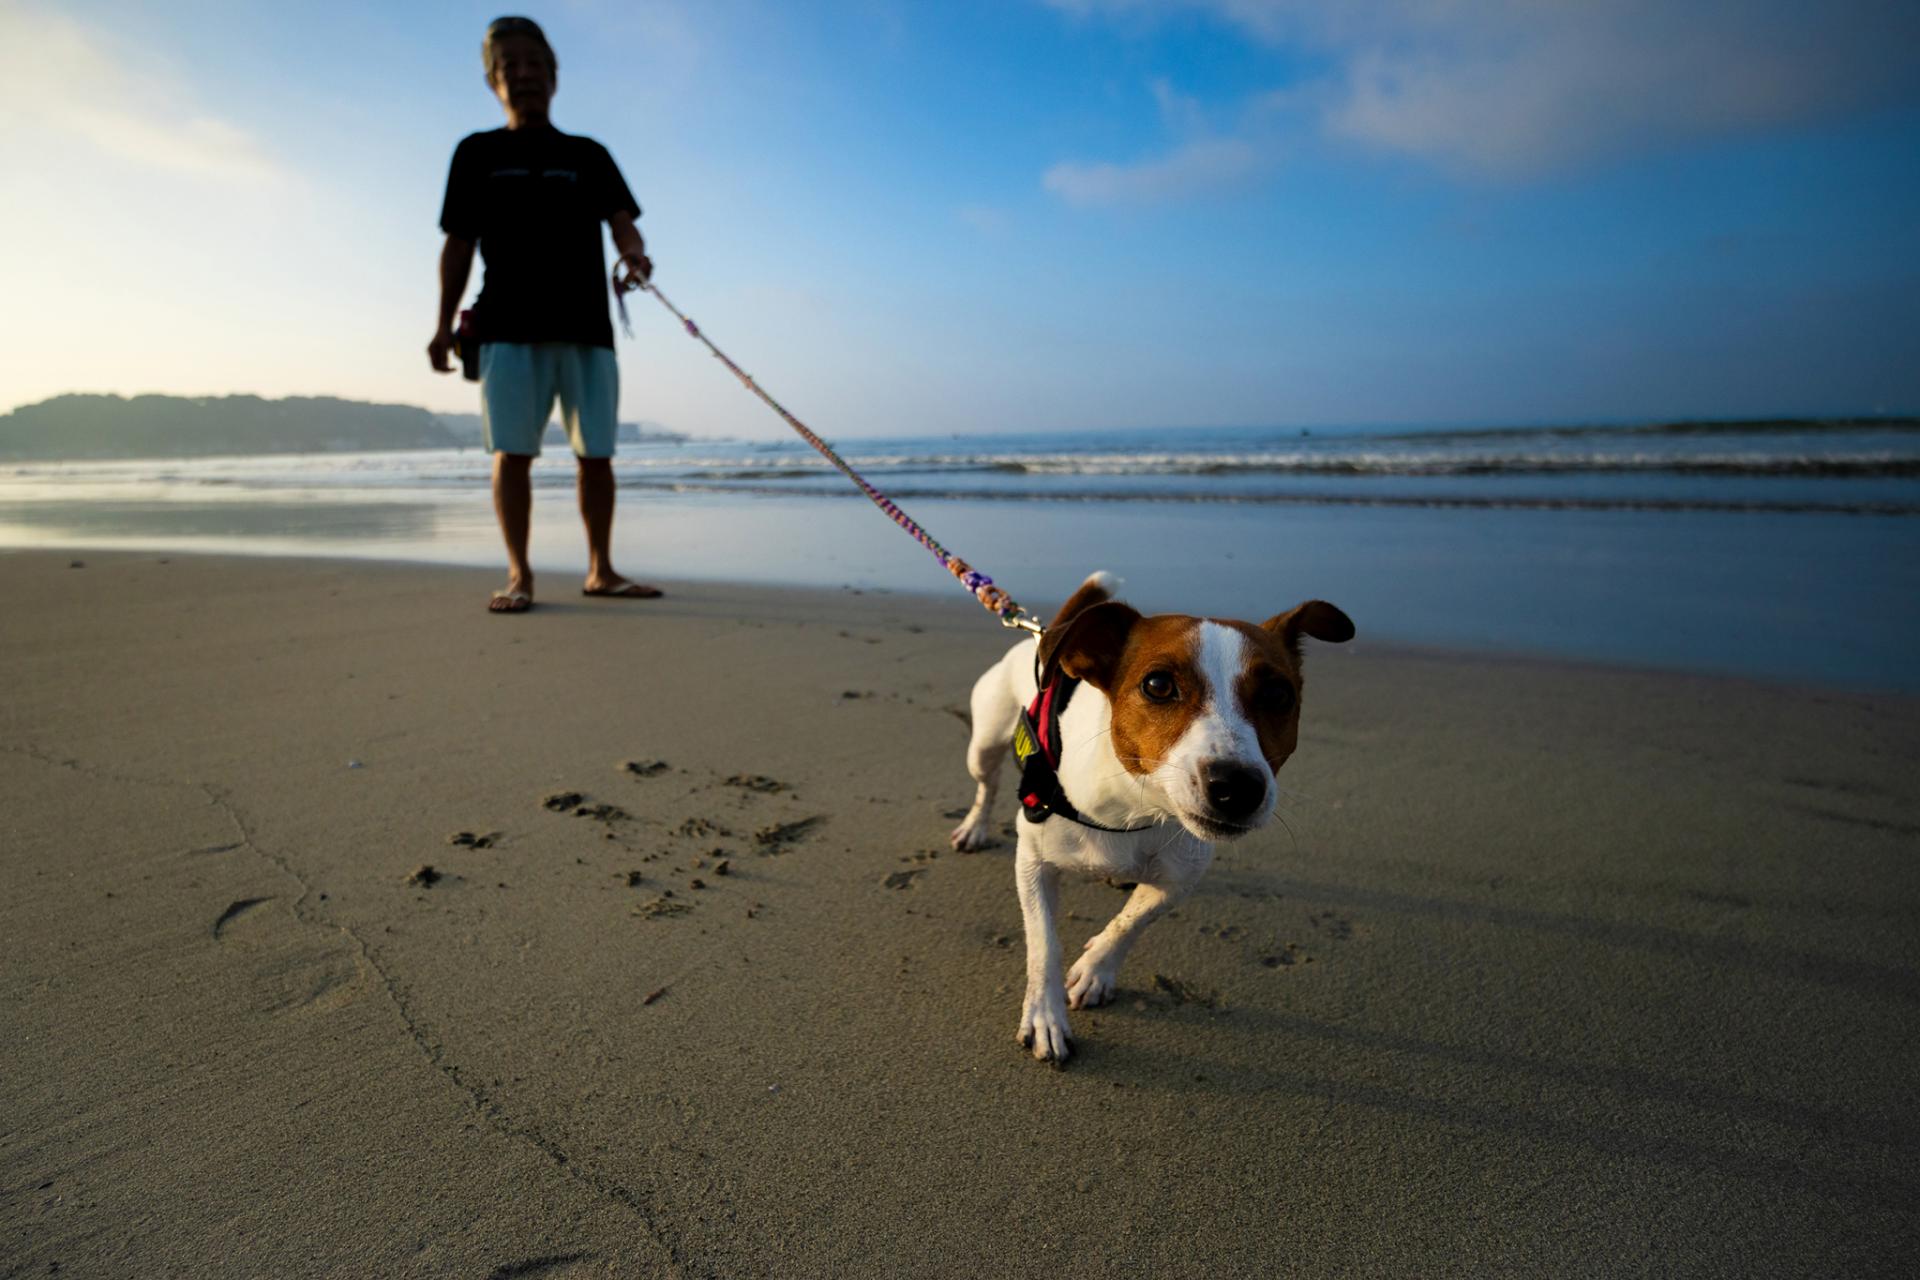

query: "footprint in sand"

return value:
[212, 896, 274, 939]
[541, 792, 628, 822]
[212, 894, 370, 1014]
[724, 774, 788, 793]
[1308, 910, 1353, 941]
[1152, 973, 1220, 1008]
[634, 894, 692, 919]
[621, 759, 670, 778]
[753, 816, 824, 851]
[483, 1250, 597, 1280]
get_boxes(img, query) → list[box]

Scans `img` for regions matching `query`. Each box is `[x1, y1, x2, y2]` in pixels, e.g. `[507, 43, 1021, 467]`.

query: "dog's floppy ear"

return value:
[1038, 600, 1141, 692]
[1048, 572, 1117, 633]
[1262, 601, 1354, 661]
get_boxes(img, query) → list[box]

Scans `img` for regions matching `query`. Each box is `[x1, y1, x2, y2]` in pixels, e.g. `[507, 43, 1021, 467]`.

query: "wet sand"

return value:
[2, 550, 1916, 1277]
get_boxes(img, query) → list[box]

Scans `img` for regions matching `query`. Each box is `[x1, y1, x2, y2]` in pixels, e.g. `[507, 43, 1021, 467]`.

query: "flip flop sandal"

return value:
[581, 582, 663, 599]
[489, 590, 534, 613]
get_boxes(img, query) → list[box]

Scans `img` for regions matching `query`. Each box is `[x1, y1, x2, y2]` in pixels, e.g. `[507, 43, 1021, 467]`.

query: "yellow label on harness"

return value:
[1013, 719, 1037, 764]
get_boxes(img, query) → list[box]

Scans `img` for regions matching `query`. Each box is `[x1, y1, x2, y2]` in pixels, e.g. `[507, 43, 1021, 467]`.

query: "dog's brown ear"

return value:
[1048, 572, 1117, 633]
[1039, 600, 1141, 692]
[1262, 601, 1354, 660]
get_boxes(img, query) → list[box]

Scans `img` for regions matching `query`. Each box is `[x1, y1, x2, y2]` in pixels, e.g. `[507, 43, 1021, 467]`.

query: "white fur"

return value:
[950, 605, 1276, 1063]
[1154, 622, 1275, 838]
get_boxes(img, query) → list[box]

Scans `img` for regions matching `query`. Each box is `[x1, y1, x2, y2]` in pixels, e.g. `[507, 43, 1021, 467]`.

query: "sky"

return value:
[1, 0, 1917, 439]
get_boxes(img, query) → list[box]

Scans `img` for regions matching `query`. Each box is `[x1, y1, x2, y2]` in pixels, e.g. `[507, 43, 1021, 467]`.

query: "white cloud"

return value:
[1040, 74, 1275, 206]
[1044, 136, 1262, 205]
[1148, 76, 1209, 137]
[0, 3, 287, 186]
[1043, 0, 1920, 181]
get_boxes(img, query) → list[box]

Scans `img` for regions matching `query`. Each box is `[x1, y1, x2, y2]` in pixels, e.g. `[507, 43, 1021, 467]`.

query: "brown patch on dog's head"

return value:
[1262, 600, 1354, 660]
[1042, 595, 1353, 783]
[1218, 600, 1355, 772]
[1044, 606, 1210, 778]
[1038, 599, 1140, 689]
[1047, 574, 1117, 633]
[1103, 615, 1214, 779]
[1218, 621, 1305, 773]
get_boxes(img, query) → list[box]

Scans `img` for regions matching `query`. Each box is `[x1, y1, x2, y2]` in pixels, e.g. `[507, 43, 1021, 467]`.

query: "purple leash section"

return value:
[618, 273, 1046, 637]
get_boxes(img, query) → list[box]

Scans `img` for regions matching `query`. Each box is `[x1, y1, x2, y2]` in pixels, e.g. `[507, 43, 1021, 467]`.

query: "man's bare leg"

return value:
[490, 452, 535, 611]
[578, 456, 660, 597]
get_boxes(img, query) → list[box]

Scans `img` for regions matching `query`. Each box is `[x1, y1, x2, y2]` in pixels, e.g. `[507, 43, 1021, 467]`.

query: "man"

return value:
[429, 15, 660, 613]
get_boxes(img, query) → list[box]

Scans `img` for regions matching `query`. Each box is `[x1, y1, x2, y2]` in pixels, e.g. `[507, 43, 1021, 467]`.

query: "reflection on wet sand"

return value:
[0, 498, 444, 542]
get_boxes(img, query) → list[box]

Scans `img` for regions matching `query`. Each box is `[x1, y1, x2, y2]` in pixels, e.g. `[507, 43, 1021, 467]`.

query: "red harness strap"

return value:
[1012, 676, 1153, 832]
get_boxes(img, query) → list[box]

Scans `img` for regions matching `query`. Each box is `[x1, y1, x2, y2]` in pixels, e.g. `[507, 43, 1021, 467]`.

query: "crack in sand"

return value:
[341, 936, 680, 1264]
[2, 739, 191, 790]
[196, 784, 680, 1264]
[3, 740, 679, 1267]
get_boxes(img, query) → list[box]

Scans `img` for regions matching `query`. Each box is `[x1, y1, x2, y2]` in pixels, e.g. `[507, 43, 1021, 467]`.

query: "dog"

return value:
[951, 572, 1353, 1062]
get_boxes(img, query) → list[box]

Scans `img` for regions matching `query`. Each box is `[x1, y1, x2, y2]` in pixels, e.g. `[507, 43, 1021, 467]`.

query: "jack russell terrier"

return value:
[951, 572, 1353, 1062]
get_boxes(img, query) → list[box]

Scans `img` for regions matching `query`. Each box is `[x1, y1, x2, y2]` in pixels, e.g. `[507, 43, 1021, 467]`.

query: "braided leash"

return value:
[619, 274, 1045, 635]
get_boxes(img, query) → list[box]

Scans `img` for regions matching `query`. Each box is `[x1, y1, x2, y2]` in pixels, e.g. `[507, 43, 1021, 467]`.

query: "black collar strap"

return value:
[1013, 675, 1156, 833]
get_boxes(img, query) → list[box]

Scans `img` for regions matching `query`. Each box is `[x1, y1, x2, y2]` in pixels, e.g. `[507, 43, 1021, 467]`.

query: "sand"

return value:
[2, 549, 1916, 1278]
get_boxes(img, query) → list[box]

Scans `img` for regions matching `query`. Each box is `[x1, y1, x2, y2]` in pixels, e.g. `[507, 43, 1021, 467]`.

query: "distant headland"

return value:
[0, 393, 687, 460]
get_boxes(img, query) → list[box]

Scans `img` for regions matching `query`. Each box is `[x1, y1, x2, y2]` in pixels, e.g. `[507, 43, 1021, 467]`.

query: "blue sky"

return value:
[1, 0, 1916, 438]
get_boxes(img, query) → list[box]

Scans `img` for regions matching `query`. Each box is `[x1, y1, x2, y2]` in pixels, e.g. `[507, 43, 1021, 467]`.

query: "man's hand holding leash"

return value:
[615, 252, 653, 294]
[610, 207, 651, 295]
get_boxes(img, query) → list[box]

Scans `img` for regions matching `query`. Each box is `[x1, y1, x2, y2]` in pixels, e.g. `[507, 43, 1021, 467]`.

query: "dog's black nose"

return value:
[1203, 761, 1267, 821]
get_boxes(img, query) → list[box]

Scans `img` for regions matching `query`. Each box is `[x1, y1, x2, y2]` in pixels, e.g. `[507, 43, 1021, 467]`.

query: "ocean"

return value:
[3, 420, 1917, 691]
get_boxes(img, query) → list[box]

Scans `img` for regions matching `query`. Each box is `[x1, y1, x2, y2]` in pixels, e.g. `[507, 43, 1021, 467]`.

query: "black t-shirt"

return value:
[439, 127, 640, 349]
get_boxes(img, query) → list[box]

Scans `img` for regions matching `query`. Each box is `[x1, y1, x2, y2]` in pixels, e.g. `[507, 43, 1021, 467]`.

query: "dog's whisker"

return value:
[1272, 806, 1301, 854]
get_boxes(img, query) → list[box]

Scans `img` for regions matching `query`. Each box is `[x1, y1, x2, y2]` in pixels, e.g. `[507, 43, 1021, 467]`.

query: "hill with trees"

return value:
[0, 394, 462, 459]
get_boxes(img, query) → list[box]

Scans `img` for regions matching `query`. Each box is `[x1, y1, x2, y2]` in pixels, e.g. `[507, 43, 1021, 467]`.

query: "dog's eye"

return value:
[1258, 681, 1296, 714]
[1140, 671, 1178, 702]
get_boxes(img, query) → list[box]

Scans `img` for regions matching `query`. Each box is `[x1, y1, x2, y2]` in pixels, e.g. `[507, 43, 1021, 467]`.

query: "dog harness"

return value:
[1014, 676, 1155, 832]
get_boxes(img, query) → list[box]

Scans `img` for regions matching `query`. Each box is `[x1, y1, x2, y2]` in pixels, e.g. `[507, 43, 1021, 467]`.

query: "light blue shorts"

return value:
[479, 342, 620, 458]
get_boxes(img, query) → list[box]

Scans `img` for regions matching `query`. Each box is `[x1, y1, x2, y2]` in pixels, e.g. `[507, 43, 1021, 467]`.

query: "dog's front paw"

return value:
[1066, 949, 1120, 1009]
[949, 812, 997, 852]
[1017, 986, 1073, 1063]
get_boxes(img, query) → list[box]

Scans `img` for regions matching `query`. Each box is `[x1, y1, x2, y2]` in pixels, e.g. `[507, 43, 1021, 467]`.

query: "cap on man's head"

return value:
[483, 15, 556, 72]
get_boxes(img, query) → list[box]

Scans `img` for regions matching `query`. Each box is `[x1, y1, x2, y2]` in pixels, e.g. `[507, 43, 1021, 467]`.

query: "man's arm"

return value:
[608, 210, 651, 289]
[428, 235, 475, 373]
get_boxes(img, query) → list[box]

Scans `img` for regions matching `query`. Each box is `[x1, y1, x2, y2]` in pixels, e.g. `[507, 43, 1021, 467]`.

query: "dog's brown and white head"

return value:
[1038, 575, 1353, 841]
